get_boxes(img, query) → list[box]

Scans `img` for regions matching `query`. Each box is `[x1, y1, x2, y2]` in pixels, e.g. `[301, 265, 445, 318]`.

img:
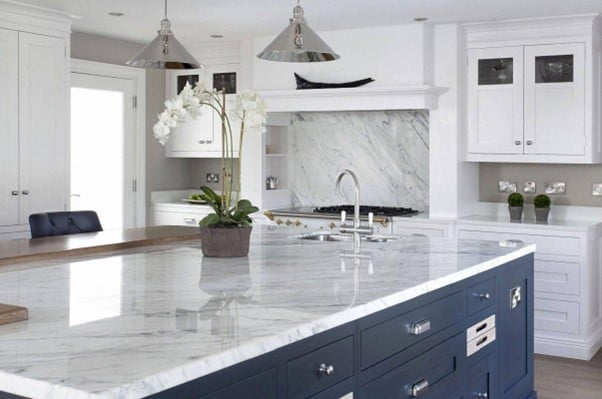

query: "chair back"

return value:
[29, 211, 103, 238]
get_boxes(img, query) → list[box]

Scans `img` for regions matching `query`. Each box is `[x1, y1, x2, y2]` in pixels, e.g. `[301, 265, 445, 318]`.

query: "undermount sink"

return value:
[295, 232, 403, 243]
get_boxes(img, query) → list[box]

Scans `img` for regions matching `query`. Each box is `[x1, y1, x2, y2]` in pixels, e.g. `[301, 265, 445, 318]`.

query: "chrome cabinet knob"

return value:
[11, 190, 19, 196]
[21, 190, 29, 195]
[526, 140, 533, 145]
[474, 393, 488, 399]
[514, 140, 521, 145]
[318, 363, 334, 376]
[473, 292, 491, 300]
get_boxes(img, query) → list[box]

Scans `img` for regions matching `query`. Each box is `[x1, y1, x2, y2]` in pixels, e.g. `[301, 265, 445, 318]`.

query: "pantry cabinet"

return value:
[165, 65, 241, 158]
[0, 5, 70, 236]
[465, 15, 601, 163]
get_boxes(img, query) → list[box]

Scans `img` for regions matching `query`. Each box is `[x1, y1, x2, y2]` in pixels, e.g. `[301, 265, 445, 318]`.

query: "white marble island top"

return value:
[0, 227, 535, 399]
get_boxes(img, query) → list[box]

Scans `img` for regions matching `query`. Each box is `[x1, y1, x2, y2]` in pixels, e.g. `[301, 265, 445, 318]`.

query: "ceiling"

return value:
[12, 0, 602, 45]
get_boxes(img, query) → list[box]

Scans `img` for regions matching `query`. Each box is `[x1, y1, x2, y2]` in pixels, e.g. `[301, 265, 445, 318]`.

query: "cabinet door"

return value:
[18, 32, 67, 223]
[0, 28, 19, 226]
[165, 65, 240, 158]
[524, 43, 585, 155]
[468, 46, 524, 155]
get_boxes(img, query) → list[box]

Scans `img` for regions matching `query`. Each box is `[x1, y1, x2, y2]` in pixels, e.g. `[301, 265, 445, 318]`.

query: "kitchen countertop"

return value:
[0, 226, 200, 267]
[0, 226, 534, 399]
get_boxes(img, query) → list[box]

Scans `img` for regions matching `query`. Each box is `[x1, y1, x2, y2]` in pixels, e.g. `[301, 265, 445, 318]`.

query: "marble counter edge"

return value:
[5, 244, 535, 399]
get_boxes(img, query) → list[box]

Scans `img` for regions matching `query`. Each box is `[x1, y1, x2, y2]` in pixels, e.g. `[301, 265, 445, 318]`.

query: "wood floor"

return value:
[535, 350, 602, 399]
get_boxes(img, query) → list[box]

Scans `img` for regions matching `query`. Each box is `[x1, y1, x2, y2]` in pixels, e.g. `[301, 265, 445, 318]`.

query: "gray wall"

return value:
[71, 32, 203, 224]
[479, 163, 602, 206]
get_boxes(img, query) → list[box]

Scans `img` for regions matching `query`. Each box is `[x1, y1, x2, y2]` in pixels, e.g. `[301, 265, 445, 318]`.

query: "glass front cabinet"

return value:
[465, 15, 600, 163]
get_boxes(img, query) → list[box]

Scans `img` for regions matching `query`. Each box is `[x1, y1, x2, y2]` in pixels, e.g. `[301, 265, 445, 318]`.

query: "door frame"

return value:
[70, 59, 146, 227]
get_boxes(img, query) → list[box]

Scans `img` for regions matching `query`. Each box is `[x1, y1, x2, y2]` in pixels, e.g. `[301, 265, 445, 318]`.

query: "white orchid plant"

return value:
[153, 82, 267, 228]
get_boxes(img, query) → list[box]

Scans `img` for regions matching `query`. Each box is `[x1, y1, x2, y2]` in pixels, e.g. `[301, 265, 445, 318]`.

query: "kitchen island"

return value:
[0, 226, 536, 399]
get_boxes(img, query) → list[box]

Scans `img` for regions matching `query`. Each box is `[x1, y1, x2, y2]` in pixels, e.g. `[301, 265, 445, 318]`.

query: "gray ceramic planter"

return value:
[199, 226, 252, 257]
[508, 206, 523, 222]
[535, 207, 550, 223]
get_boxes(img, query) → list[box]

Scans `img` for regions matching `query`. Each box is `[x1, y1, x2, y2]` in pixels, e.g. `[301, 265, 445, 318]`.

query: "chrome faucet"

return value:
[335, 169, 373, 240]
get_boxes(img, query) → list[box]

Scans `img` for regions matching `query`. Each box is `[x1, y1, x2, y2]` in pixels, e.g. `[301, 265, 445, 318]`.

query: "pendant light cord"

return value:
[164, 0, 168, 18]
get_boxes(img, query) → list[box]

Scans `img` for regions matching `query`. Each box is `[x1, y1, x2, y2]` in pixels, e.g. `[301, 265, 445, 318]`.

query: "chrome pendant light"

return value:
[126, 0, 200, 69]
[257, 0, 339, 62]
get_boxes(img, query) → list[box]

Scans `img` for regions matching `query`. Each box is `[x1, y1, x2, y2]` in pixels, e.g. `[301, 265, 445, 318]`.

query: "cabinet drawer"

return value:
[534, 298, 580, 334]
[359, 333, 464, 399]
[360, 291, 463, 369]
[200, 368, 277, 399]
[457, 228, 580, 256]
[153, 211, 210, 226]
[534, 259, 580, 296]
[466, 278, 496, 316]
[287, 336, 354, 399]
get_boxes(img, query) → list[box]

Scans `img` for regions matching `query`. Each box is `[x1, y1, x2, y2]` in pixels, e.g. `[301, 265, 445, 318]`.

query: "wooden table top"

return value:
[0, 226, 200, 266]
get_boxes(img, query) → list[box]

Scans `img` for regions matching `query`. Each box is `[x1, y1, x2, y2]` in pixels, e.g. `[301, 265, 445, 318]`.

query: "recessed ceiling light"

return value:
[210, 34, 224, 39]
[413, 17, 428, 22]
[109, 12, 125, 17]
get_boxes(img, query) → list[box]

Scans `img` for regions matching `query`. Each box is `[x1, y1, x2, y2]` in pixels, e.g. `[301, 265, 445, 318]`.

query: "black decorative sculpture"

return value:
[294, 73, 375, 89]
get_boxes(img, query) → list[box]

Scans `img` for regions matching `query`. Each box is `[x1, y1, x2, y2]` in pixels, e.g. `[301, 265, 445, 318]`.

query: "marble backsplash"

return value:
[290, 111, 429, 210]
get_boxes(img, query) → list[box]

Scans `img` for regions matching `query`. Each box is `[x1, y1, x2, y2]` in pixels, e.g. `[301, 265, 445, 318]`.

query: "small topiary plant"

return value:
[533, 194, 551, 208]
[507, 193, 524, 207]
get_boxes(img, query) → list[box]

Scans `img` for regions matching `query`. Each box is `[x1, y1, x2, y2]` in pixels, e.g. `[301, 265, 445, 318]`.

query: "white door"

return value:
[70, 73, 136, 230]
[0, 28, 19, 226]
[467, 46, 524, 155]
[19, 32, 68, 224]
[523, 43, 585, 156]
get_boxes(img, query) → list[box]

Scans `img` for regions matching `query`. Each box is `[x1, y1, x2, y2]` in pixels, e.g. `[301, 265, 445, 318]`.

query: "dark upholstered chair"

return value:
[28, 211, 103, 238]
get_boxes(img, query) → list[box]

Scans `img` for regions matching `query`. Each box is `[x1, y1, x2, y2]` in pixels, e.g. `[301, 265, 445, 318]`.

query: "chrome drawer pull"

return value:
[473, 292, 491, 301]
[408, 378, 429, 397]
[183, 218, 197, 225]
[409, 318, 431, 335]
[318, 363, 334, 376]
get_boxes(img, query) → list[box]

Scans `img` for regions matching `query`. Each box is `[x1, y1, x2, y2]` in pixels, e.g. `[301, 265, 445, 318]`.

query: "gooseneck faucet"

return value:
[335, 170, 374, 241]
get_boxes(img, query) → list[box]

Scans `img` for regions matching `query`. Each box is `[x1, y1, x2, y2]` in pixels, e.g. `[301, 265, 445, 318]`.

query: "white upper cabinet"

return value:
[165, 64, 241, 158]
[465, 15, 601, 163]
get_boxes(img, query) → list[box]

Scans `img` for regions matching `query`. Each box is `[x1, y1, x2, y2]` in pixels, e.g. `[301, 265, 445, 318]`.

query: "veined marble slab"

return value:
[289, 111, 429, 210]
[0, 227, 534, 399]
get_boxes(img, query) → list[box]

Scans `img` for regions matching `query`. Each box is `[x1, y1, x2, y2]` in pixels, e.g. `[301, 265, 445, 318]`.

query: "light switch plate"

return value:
[593, 183, 602, 196]
[544, 182, 566, 195]
[498, 180, 517, 193]
[523, 181, 536, 193]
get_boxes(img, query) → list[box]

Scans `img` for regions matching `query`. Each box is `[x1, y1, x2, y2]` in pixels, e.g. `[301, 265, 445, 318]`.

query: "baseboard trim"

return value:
[535, 336, 599, 360]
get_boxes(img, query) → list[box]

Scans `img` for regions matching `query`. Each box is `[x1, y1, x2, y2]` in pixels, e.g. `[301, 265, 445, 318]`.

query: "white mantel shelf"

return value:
[259, 85, 445, 112]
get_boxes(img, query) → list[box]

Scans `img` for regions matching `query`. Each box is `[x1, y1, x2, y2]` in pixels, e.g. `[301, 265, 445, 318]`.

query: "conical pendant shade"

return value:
[126, 1, 200, 69]
[257, 3, 339, 62]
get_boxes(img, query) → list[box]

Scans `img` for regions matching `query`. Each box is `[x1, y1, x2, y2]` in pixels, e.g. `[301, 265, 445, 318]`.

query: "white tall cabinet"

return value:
[0, 2, 71, 238]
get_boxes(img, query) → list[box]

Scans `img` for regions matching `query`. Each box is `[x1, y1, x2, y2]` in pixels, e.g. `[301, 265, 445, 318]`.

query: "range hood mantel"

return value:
[259, 85, 444, 112]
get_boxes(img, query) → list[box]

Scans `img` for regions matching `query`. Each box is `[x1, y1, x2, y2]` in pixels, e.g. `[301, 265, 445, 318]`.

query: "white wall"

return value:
[245, 24, 434, 90]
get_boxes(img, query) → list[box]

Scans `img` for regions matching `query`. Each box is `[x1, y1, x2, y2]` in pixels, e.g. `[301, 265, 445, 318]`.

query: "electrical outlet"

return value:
[523, 181, 536, 193]
[206, 173, 219, 183]
[544, 182, 566, 195]
[593, 183, 602, 196]
[498, 180, 517, 193]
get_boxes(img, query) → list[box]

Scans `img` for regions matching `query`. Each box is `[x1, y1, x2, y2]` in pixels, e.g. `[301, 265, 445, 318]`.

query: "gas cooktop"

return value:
[313, 205, 419, 217]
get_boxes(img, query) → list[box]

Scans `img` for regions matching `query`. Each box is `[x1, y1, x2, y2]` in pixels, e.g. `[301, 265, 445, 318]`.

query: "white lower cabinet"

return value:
[456, 222, 602, 360]
[152, 208, 212, 227]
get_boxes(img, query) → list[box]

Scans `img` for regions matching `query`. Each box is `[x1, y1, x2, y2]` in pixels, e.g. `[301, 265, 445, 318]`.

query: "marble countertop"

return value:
[0, 226, 534, 399]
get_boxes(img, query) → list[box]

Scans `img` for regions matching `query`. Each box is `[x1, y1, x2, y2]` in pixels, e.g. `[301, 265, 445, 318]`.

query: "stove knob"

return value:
[329, 222, 336, 229]
[285, 219, 293, 226]
[276, 218, 284, 225]
[294, 220, 302, 227]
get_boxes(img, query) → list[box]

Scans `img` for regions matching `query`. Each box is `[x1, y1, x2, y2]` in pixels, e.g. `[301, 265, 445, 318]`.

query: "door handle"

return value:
[21, 190, 29, 195]
[11, 190, 19, 196]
